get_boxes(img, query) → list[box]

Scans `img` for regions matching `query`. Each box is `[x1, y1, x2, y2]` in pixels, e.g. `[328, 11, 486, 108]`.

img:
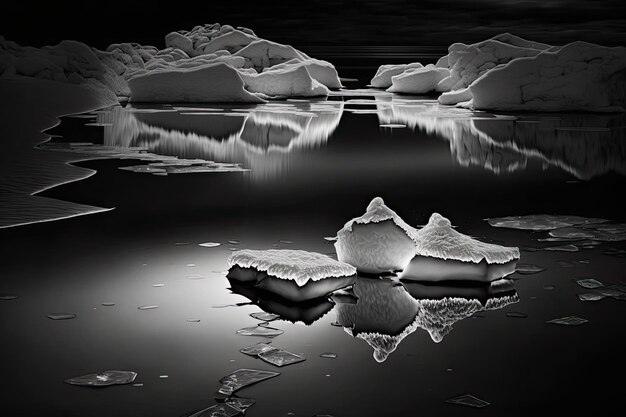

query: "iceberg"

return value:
[404, 213, 520, 282]
[227, 249, 356, 302]
[128, 62, 263, 103]
[334, 197, 419, 274]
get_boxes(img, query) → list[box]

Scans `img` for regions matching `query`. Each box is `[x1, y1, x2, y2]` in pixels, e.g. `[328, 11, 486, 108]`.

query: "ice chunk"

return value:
[227, 249, 356, 302]
[370, 63, 423, 88]
[64, 370, 137, 387]
[487, 214, 607, 231]
[405, 213, 519, 282]
[250, 312, 279, 321]
[387, 65, 450, 94]
[576, 278, 604, 289]
[546, 316, 588, 326]
[128, 63, 264, 103]
[236, 325, 284, 337]
[47, 313, 76, 320]
[335, 197, 418, 274]
[234, 39, 306, 71]
[264, 59, 342, 89]
[258, 349, 305, 367]
[239, 65, 329, 97]
[218, 369, 280, 395]
[446, 394, 490, 408]
[515, 263, 546, 275]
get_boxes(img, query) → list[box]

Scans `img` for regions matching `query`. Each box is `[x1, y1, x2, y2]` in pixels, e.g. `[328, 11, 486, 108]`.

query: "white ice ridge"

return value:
[335, 197, 419, 273]
[413, 213, 520, 264]
[1, 23, 342, 103]
[227, 249, 356, 287]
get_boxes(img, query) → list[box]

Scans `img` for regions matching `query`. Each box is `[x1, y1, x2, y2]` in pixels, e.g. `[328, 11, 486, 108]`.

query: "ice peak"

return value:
[428, 213, 452, 228]
[366, 197, 386, 211]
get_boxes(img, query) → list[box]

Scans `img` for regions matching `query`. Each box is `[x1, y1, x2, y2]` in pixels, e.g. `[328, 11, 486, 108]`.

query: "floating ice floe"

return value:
[486, 214, 607, 231]
[546, 316, 588, 326]
[576, 278, 604, 289]
[334, 197, 418, 274]
[64, 370, 137, 387]
[227, 249, 356, 302]
[404, 213, 520, 282]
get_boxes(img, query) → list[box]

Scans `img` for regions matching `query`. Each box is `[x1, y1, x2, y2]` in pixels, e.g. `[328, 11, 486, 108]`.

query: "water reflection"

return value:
[374, 97, 626, 179]
[334, 276, 518, 362]
[97, 101, 344, 181]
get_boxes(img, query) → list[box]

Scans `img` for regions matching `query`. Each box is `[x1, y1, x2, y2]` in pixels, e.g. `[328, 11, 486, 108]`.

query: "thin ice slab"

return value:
[64, 370, 137, 387]
[486, 215, 607, 231]
[236, 325, 284, 337]
[545, 244, 579, 252]
[546, 316, 588, 326]
[445, 394, 490, 408]
[47, 313, 76, 320]
[576, 278, 604, 289]
[258, 349, 305, 367]
[515, 264, 547, 275]
[239, 342, 276, 356]
[218, 369, 280, 395]
[578, 293, 606, 301]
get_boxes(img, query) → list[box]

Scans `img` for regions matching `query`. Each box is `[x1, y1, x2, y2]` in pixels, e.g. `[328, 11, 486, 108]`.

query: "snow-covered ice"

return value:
[334, 197, 419, 274]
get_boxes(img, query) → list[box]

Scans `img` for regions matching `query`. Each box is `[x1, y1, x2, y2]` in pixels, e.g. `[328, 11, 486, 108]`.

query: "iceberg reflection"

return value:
[374, 97, 626, 179]
[97, 101, 344, 181]
[334, 276, 518, 362]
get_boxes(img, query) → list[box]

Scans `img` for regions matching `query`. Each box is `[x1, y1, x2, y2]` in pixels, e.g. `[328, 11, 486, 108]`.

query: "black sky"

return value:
[2, 0, 625, 49]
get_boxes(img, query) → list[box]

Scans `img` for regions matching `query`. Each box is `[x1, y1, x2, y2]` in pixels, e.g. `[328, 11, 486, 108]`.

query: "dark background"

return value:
[2, 0, 625, 49]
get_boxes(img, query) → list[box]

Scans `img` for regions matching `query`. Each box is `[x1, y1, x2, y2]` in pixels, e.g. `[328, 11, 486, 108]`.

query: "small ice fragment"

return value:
[47, 313, 76, 320]
[199, 242, 221, 248]
[547, 316, 588, 326]
[576, 278, 604, 289]
[187, 319, 201, 323]
[0, 294, 18, 300]
[258, 349, 305, 367]
[445, 394, 490, 408]
[324, 236, 338, 242]
[218, 369, 280, 394]
[543, 285, 556, 290]
[186, 264, 197, 267]
[545, 244, 579, 252]
[515, 264, 546, 275]
[64, 370, 137, 387]
[250, 312, 280, 322]
[578, 293, 605, 301]
[240, 342, 276, 356]
[188, 403, 242, 417]
[236, 325, 284, 337]
[138, 305, 158, 310]
[102, 302, 115, 306]
[159, 375, 168, 379]
[380, 124, 406, 128]
[228, 240, 240, 245]
[320, 353, 337, 359]
[133, 383, 143, 387]
[152, 284, 164, 287]
[505, 312, 528, 318]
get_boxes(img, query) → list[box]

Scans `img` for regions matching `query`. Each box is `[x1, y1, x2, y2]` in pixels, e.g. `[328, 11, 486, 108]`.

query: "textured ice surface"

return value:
[446, 394, 490, 408]
[258, 349, 305, 367]
[576, 278, 604, 289]
[487, 214, 607, 231]
[515, 264, 547, 275]
[218, 369, 280, 395]
[236, 325, 284, 337]
[335, 197, 418, 274]
[64, 370, 137, 387]
[547, 316, 588, 326]
[414, 213, 520, 264]
[228, 249, 356, 287]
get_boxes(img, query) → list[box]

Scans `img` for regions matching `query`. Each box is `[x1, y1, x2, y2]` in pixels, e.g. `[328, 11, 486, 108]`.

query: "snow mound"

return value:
[128, 62, 263, 103]
[335, 197, 419, 274]
[413, 213, 520, 264]
[370, 63, 423, 88]
[387, 65, 450, 94]
[240, 65, 329, 97]
[227, 249, 356, 287]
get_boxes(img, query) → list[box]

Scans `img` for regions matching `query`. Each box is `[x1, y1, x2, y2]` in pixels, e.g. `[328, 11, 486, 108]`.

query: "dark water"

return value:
[1, 93, 625, 417]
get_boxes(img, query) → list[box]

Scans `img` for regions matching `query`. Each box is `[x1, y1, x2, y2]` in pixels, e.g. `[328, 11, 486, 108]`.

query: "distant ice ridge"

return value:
[1, 23, 343, 103]
[372, 33, 626, 112]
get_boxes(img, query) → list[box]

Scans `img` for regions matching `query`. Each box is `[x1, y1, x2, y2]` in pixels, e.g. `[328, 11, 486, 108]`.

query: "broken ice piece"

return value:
[236, 325, 284, 337]
[505, 312, 527, 318]
[515, 264, 547, 275]
[250, 312, 279, 322]
[199, 242, 221, 248]
[240, 342, 276, 356]
[227, 249, 357, 302]
[0, 294, 18, 300]
[320, 353, 338, 359]
[546, 316, 588, 326]
[189, 403, 242, 417]
[404, 213, 520, 282]
[577, 293, 606, 301]
[64, 370, 137, 387]
[258, 349, 305, 367]
[335, 197, 418, 274]
[545, 244, 579, 252]
[445, 394, 490, 408]
[138, 305, 158, 310]
[576, 278, 604, 289]
[225, 397, 256, 412]
[218, 369, 280, 395]
[47, 313, 76, 320]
